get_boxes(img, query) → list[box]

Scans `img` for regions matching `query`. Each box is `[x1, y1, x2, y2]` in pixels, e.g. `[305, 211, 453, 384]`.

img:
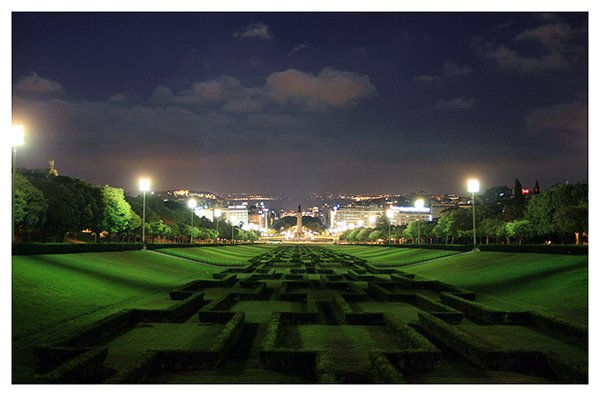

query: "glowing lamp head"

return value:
[12, 124, 25, 147]
[357, 219, 364, 227]
[414, 198, 425, 209]
[187, 198, 197, 209]
[368, 215, 377, 224]
[467, 178, 480, 193]
[138, 177, 151, 192]
[214, 209, 222, 218]
[386, 209, 395, 219]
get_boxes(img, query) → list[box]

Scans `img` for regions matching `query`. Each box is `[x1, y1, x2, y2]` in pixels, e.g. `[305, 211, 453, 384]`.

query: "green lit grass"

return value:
[158, 245, 274, 265]
[328, 245, 459, 266]
[400, 251, 588, 323]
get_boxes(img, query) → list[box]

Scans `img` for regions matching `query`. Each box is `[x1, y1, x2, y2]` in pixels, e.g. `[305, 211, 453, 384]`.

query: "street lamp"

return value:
[386, 209, 394, 244]
[467, 178, 480, 249]
[138, 177, 151, 248]
[214, 209, 222, 243]
[415, 198, 424, 244]
[12, 124, 25, 242]
[188, 198, 197, 243]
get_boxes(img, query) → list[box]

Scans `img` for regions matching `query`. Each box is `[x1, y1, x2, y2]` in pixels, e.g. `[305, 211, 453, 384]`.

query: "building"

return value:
[387, 205, 432, 225]
[220, 205, 249, 227]
[331, 205, 384, 232]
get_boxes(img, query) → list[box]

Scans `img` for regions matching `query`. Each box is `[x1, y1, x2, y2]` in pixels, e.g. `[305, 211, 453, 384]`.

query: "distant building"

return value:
[387, 205, 432, 226]
[332, 205, 384, 232]
[220, 205, 249, 227]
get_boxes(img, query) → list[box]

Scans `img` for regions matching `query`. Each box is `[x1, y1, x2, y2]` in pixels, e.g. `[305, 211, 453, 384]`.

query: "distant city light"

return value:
[467, 178, 480, 193]
[12, 124, 25, 147]
[138, 177, 151, 192]
[386, 209, 395, 219]
[368, 215, 377, 224]
[187, 198, 197, 209]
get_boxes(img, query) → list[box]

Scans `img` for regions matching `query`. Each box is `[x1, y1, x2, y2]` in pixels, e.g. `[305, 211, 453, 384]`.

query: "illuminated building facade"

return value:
[220, 205, 249, 227]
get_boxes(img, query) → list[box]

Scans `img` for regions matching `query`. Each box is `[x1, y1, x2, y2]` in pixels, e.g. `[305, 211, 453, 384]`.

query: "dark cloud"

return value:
[233, 22, 272, 40]
[437, 97, 475, 111]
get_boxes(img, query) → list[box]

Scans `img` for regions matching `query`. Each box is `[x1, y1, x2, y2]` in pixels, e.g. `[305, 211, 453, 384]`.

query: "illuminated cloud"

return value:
[525, 101, 587, 134]
[413, 75, 441, 85]
[266, 68, 376, 108]
[443, 61, 473, 77]
[14, 72, 63, 96]
[515, 23, 573, 49]
[233, 22, 272, 39]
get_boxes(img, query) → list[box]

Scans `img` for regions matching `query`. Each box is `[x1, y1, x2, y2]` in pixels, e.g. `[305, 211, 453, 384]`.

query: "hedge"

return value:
[12, 242, 257, 256]
[353, 243, 587, 255]
[38, 347, 108, 384]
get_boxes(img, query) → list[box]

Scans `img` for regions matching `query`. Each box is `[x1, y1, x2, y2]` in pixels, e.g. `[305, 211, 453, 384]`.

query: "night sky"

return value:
[12, 12, 588, 195]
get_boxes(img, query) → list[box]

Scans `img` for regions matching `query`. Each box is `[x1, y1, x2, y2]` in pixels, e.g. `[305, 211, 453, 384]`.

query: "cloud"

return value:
[266, 68, 376, 108]
[150, 75, 241, 105]
[525, 101, 587, 134]
[515, 23, 573, 49]
[108, 94, 127, 103]
[14, 72, 63, 96]
[288, 43, 309, 57]
[222, 98, 264, 113]
[437, 97, 475, 111]
[233, 22, 272, 40]
[443, 62, 473, 77]
[413, 75, 441, 85]
[475, 41, 569, 73]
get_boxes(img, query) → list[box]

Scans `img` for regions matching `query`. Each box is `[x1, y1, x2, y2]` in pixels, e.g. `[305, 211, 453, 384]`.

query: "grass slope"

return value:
[158, 245, 274, 265]
[328, 245, 459, 266]
[401, 251, 588, 323]
[12, 250, 224, 343]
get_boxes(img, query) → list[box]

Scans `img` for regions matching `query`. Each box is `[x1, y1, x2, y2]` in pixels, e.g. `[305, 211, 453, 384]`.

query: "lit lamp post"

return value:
[12, 124, 25, 243]
[467, 178, 480, 249]
[214, 209, 222, 243]
[415, 198, 425, 244]
[386, 209, 394, 244]
[138, 178, 151, 248]
[188, 198, 197, 243]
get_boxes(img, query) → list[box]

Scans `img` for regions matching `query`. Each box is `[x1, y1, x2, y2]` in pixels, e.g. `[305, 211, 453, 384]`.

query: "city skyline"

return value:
[12, 12, 588, 194]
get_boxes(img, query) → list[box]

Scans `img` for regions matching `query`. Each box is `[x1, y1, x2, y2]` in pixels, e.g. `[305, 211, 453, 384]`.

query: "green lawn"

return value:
[158, 245, 274, 265]
[400, 251, 588, 323]
[12, 250, 223, 343]
[328, 245, 459, 266]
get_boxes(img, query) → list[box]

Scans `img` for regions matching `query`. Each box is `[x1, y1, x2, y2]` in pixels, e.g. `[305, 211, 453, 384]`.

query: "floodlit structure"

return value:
[138, 177, 151, 246]
[332, 206, 384, 233]
[220, 205, 249, 228]
[296, 205, 303, 241]
[467, 178, 480, 248]
[386, 205, 432, 226]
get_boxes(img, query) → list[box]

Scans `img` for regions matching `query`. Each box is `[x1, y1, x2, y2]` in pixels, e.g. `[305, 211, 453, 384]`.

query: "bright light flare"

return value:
[467, 178, 480, 193]
[214, 209, 222, 218]
[138, 177, 151, 192]
[368, 215, 377, 224]
[12, 124, 25, 147]
[386, 209, 395, 219]
[414, 198, 425, 209]
[187, 198, 197, 209]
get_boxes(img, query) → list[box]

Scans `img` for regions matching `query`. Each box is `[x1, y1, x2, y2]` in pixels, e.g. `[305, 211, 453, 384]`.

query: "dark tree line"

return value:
[13, 168, 260, 243]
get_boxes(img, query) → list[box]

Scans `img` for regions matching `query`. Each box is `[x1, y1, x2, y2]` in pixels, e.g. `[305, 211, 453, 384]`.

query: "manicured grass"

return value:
[400, 251, 588, 323]
[12, 250, 222, 343]
[158, 245, 274, 265]
[328, 245, 459, 266]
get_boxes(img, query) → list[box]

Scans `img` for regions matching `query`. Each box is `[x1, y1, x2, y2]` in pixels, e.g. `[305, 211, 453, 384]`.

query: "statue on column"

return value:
[296, 205, 303, 241]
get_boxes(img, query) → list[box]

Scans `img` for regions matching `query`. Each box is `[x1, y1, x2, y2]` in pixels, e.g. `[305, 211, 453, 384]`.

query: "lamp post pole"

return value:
[471, 191, 476, 247]
[142, 191, 146, 246]
[231, 222, 234, 244]
[190, 207, 194, 243]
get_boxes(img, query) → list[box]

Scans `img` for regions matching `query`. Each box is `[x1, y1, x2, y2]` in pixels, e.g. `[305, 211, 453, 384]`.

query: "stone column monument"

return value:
[296, 205, 303, 241]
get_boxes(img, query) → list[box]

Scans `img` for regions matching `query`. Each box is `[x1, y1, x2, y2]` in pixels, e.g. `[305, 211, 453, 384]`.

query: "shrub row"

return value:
[371, 243, 587, 255]
[37, 347, 108, 384]
[12, 242, 257, 256]
[417, 312, 586, 382]
[369, 352, 406, 383]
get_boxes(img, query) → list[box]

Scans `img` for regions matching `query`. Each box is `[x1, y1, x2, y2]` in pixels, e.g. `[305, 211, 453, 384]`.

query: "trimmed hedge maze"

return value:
[31, 245, 587, 384]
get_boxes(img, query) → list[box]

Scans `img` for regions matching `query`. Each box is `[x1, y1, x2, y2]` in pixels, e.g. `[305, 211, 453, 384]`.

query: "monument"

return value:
[296, 205, 303, 241]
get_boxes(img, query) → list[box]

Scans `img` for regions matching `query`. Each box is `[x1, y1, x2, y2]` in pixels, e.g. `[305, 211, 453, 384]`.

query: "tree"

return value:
[356, 228, 371, 242]
[99, 186, 135, 236]
[505, 219, 532, 245]
[346, 228, 360, 242]
[555, 205, 587, 245]
[480, 218, 504, 244]
[14, 173, 47, 240]
[481, 186, 512, 217]
[403, 221, 419, 243]
[368, 229, 383, 242]
[504, 179, 525, 220]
